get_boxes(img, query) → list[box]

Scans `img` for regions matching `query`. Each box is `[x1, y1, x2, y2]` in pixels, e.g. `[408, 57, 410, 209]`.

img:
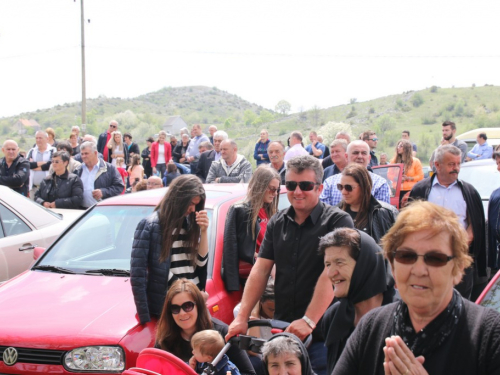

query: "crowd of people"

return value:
[1, 119, 500, 374]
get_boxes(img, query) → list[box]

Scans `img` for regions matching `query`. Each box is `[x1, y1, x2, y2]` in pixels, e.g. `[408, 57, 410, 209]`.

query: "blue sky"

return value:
[1, 0, 499, 119]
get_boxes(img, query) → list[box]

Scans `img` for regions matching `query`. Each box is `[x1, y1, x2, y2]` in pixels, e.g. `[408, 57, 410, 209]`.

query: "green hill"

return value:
[1, 84, 500, 165]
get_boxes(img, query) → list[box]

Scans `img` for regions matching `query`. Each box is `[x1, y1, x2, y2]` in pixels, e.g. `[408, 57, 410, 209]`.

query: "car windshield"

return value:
[37, 205, 213, 274]
[459, 164, 500, 199]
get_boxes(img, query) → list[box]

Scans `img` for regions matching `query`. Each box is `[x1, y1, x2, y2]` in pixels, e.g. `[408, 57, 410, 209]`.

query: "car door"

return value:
[372, 164, 404, 209]
[0, 203, 47, 282]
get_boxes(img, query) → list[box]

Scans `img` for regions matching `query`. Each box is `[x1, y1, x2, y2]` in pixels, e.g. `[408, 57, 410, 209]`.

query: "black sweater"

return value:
[333, 299, 500, 375]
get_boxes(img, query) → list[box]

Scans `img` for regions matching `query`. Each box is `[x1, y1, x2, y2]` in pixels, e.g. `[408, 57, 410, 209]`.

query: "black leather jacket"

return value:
[222, 202, 261, 291]
[369, 196, 398, 244]
[35, 171, 83, 209]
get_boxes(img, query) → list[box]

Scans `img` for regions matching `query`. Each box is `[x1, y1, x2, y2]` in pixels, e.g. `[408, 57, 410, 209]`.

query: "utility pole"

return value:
[80, 0, 87, 133]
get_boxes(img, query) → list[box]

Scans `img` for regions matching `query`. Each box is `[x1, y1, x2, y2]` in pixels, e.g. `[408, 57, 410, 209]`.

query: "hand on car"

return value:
[285, 319, 312, 341]
[196, 211, 209, 232]
[383, 336, 427, 375]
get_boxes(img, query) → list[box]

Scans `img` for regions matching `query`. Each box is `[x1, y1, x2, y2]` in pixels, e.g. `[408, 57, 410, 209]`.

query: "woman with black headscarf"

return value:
[319, 228, 398, 374]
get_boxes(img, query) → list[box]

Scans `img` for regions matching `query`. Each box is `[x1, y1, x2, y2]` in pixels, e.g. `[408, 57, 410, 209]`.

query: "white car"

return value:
[0, 186, 83, 283]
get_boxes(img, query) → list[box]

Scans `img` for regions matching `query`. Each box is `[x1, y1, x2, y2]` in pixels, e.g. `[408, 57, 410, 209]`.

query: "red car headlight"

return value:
[63, 346, 125, 372]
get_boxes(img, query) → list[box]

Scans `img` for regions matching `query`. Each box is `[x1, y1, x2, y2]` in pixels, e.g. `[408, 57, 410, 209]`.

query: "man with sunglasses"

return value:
[362, 130, 378, 168]
[320, 140, 390, 207]
[227, 155, 354, 375]
[97, 120, 119, 163]
[409, 144, 485, 301]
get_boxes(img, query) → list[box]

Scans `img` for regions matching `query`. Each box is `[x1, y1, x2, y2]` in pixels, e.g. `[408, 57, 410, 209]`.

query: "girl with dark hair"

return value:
[130, 175, 209, 325]
[163, 162, 180, 187]
[156, 279, 256, 375]
[389, 139, 423, 201]
[222, 166, 280, 291]
[338, 164, 397, 244]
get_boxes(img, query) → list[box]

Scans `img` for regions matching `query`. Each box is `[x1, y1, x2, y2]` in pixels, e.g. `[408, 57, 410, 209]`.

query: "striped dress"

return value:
[168, 221, 208, 290]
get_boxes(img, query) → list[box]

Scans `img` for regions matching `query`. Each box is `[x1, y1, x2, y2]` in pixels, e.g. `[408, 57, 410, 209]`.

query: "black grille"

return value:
[0, 346, 65, 365]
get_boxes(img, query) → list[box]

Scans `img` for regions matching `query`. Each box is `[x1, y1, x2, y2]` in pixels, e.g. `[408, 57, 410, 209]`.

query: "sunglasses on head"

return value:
[392, 249, 455, 267]
[336, 183, 358, 192]
[170, 301, 195, 314]
[285, 181, 319, 192]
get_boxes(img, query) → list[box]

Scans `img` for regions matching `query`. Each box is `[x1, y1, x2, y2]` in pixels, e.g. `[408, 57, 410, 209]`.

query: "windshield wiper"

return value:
[32, 265, 76, 274]
[85, 269, 130, 276]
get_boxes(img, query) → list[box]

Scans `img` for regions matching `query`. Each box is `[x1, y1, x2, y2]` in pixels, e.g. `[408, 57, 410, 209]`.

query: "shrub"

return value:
[430, 86, 438, 93]
[412, 94, 424, 108]
[421, 116, 436, 125]
[369, 107, 375, 114]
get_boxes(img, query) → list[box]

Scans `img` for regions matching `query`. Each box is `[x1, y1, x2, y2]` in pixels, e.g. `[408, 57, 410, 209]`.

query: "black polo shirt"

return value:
[258, 201, 354, 323]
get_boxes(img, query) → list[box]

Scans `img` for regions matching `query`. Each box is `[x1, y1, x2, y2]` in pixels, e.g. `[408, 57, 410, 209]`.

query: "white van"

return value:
[456, 127, 500, 152]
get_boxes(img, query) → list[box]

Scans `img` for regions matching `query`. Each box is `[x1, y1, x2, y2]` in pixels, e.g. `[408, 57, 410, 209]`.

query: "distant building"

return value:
[16, 119, 41, 135]
[162, 115, 188, 135]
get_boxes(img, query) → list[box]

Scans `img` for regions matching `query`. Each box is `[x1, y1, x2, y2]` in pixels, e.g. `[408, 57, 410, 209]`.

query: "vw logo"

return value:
[2, 347, 18, 366]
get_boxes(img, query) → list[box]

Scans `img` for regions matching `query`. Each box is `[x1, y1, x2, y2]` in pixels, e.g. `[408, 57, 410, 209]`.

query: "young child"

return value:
[189, 330, 240, 375]
[115, 157, 128, 194]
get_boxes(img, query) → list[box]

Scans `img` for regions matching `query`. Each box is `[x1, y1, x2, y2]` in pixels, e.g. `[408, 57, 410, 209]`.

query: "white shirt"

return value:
[284, 144, 308, 161]
[157, 143, 166, 164]
[81, 162, 100, 208]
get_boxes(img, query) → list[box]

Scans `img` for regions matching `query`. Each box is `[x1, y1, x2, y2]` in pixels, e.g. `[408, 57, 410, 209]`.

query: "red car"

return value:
[0, 185, 289, 374]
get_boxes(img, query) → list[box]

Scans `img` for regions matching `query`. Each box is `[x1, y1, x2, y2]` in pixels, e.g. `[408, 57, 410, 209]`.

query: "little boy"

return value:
[189, 330, 240, 375]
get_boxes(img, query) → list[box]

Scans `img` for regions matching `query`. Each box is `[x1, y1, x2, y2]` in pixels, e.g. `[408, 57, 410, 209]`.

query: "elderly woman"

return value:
[35, 151, 83, 209]
[333, 201, 500, 375]
[261, 333, 315, 375]
[337, 164, 398, 244]
[320, 228, 397, 374]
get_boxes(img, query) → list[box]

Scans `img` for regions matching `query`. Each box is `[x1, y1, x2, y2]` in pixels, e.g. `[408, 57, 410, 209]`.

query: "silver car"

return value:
[0, 186, 83, 283]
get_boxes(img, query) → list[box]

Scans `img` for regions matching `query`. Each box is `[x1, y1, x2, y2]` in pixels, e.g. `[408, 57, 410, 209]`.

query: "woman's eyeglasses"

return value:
[267, 187, 279, 194]
[392, 249, 455, 267]
[170, 301, 196, 314]
[336, 184, 358, 192]
[285, 181, 319, 191]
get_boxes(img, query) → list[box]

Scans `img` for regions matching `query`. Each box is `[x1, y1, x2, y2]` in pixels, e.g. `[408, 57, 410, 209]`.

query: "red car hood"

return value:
[0, 271, 139, 350]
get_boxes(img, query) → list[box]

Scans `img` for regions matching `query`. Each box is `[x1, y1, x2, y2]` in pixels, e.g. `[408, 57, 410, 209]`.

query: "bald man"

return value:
[0, 140, 30, 196]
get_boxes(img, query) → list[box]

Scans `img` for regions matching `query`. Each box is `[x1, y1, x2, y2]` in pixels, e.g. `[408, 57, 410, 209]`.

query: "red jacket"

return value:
[150, 142, 172, 168]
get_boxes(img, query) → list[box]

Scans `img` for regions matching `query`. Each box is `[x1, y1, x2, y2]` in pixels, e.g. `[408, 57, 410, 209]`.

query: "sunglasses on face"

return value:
[392, 249, 455, 267]
[285, 181, 319, 192]
[369, 138, 378, 141]
[170, 301, 196, 314]
[336, 183, 358, 192]
[110, 125, 117, 129]
[267, 186, 279, 194]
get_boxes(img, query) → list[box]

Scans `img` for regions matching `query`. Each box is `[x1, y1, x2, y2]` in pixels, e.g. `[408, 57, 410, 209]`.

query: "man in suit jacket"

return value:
[196, 130, 228, 182]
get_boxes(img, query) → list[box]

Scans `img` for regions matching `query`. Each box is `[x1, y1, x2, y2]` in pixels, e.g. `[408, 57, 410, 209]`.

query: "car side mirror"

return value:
[33, 247, 46, 261]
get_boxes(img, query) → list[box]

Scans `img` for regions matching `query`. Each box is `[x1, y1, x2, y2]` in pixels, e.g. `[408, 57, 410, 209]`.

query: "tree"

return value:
[243, 110, 258, 126]
[275, 100, 291, 116]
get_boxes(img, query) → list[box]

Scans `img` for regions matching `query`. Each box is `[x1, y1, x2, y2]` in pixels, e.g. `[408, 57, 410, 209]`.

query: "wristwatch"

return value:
[302, 315, 316, 330]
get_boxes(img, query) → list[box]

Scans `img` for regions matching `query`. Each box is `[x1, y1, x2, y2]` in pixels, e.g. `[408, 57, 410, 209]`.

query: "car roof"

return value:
[0, 185, 61, 228]
[460, 159, 496, 168]
[457, 128, 500, 141]
[97, 183, 250, 209]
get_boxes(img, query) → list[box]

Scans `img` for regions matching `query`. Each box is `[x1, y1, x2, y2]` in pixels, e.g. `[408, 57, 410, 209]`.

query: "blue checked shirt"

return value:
[320, 171, 391, 206]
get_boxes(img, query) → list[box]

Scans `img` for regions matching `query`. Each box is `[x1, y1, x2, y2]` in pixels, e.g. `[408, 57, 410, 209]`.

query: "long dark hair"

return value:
[339, 164, 372, 229]
[156, 279, 212, 357]
[155, 175, 206, 263]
